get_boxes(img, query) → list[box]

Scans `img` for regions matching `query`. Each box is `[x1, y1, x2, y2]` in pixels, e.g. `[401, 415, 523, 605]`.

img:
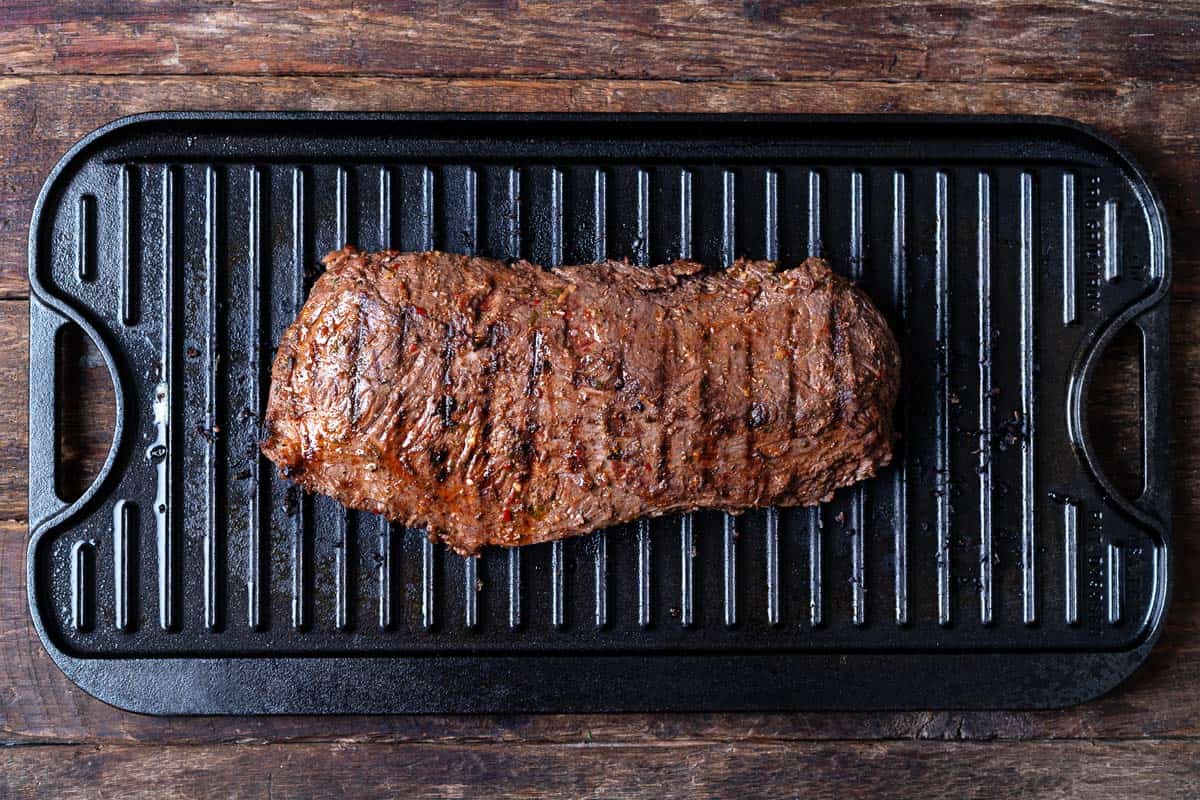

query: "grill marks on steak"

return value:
[261, 247, 901, 555]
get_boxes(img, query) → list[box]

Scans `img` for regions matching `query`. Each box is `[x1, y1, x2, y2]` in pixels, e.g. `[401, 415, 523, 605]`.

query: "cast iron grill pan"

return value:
[27, 114, 1171, 712]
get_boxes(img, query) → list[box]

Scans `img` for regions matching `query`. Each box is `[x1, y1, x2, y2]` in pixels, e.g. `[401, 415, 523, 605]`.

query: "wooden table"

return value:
[1, 3, 1198, 797]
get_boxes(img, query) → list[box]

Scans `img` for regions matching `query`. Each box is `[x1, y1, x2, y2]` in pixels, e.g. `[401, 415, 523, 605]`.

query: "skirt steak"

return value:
[261, 247, 901, 555]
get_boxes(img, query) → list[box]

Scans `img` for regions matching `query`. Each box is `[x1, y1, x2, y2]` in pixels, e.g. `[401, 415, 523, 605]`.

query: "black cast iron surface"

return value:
[27, 113, 1171, 712]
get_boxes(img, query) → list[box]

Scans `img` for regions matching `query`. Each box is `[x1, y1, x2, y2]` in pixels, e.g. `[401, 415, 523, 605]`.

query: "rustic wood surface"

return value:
[1, 2, 1198, 797]
[3, 741, 1200, 799]
[3, 1, 1199, 82]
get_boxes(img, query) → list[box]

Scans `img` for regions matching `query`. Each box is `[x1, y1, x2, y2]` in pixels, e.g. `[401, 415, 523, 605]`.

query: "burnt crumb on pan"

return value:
[995, 410, 1027, 451]
[194, 423, 220, 442]
[283, 485, 301, 517]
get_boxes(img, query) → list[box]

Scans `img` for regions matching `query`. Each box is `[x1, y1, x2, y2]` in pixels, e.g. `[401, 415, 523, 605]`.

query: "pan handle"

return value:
[1070, 295, 1171, 531]
[1131, 300, 1170, 524]
[28, 298, 68, 528]
[27, 294, 127, 534]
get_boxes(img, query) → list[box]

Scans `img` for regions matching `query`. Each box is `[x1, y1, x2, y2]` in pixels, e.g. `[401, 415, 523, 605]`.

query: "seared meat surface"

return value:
[262, 247, 900, 555]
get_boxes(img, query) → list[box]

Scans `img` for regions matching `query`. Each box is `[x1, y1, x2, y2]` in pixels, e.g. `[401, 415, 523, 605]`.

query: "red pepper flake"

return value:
[501, 507, 513, 522]
[412, 306, 427, 318]
[409, 343, 419, 354]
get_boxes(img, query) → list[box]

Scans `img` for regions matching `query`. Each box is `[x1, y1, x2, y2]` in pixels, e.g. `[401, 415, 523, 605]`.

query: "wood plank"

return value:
[1, 289, 1197, 744]
[2, 740, 1199, 799]
[0, 301, 30, 514]
[3, 76, 1199, 300]
[3, 1, 1199, 83]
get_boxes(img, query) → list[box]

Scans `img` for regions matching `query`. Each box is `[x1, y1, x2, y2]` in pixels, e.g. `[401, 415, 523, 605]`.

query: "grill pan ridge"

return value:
[26, 113, 1171, 713]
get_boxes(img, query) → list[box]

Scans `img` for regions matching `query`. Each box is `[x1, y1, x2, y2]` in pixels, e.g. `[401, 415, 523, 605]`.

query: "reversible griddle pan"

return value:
[27, 113, 1171, 713]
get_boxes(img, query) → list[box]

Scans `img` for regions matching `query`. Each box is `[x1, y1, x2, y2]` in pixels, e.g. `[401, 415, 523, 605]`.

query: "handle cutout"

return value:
[55, 321, 116, 505]
[1085, 321, 1144, 502]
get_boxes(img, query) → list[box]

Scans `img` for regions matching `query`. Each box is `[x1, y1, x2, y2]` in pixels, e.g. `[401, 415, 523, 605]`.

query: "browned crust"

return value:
[262, 247, 900, 555]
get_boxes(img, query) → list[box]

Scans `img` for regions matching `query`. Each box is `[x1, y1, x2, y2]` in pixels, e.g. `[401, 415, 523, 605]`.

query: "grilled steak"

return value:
[261, 247, 901, 555]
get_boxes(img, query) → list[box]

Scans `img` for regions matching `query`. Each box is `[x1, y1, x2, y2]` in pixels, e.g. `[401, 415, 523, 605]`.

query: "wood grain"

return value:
[0, 301, 29, 514]
[2, 1, 1199, 83]
[3, 740, 1199, 799]
[3, 76, 1200, 300]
